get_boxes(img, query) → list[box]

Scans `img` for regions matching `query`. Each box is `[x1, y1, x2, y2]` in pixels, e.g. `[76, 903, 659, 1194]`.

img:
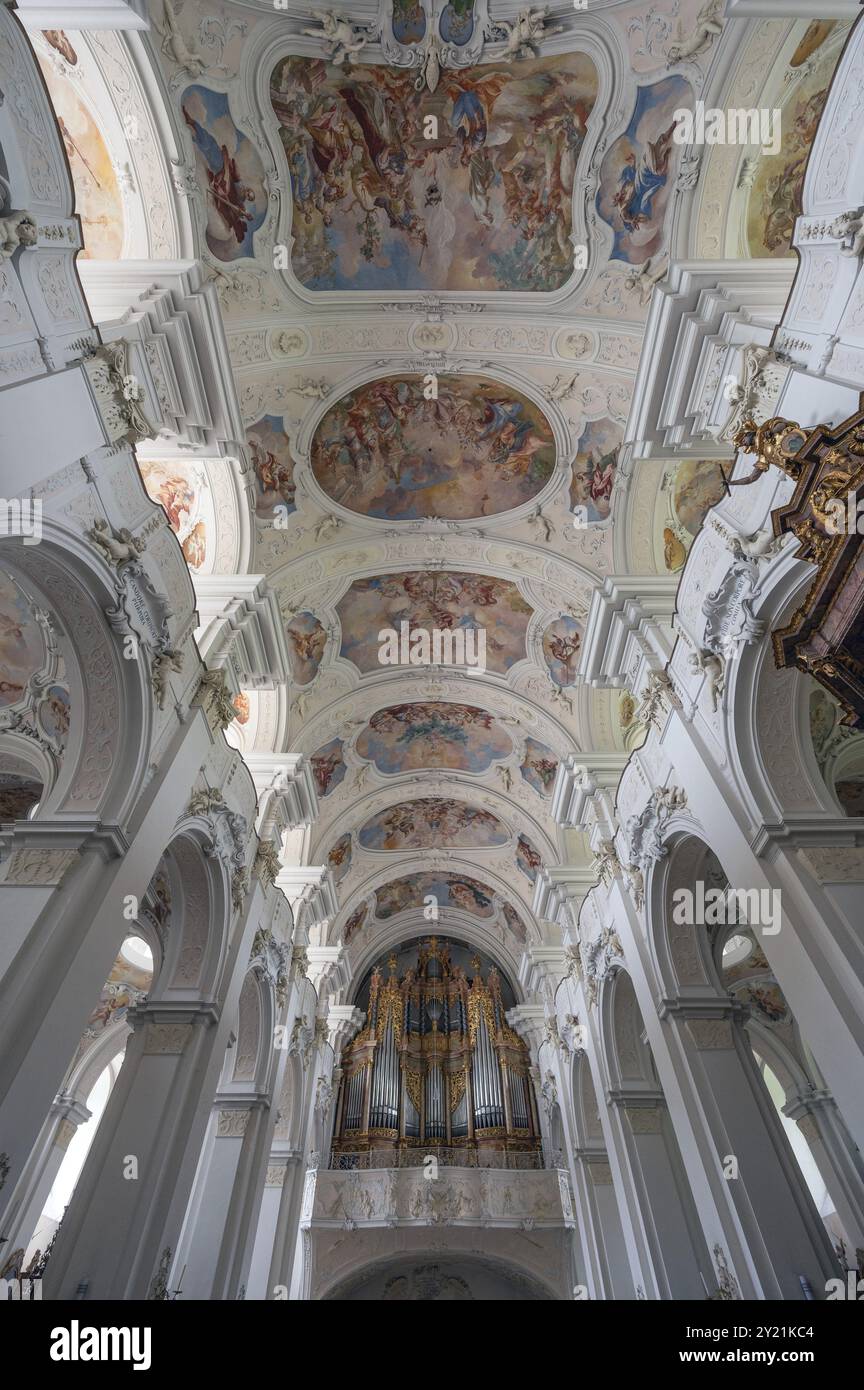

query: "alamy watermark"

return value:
[673, 100, 781, 156]
[0, 497, 42, 545]
[378, 622, 486, 674]
[672, 881, 781, 935]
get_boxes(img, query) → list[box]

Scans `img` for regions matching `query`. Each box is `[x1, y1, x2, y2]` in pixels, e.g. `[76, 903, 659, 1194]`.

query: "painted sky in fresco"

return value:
[182, 84, 267, 261]
[338, 572, 532, 674]
[358, 798, 507, 850]
[270, 52, 598, 291]
[0, 574, 45, 707]
[374, 872, 497, 919]
[541, 615, 583, 687]
[311, 376, 555, 520]
[356, 702, 512, 774]
[597, 75, 691, 266]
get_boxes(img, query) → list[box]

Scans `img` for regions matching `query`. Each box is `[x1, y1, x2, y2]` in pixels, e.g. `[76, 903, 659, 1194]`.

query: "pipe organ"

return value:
[332, 939, 541, 1160]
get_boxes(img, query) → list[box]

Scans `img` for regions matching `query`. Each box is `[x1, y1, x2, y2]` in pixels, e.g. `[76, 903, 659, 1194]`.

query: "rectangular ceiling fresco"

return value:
[270, 51, 598, 291]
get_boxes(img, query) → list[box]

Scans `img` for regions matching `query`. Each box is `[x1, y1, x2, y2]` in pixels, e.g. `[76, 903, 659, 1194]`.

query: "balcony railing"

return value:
[328, 1146, 543, 1171]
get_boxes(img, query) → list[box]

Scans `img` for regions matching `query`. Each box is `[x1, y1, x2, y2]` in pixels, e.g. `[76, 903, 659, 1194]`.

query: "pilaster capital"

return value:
[326, 1004, 365, 1057]
[245, 754, 319, 836]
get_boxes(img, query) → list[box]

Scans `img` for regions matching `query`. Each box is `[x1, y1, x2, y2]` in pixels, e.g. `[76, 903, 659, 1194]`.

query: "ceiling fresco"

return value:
[568, 417, 622, 525]
[597, 75, 691, 266]
[355, 701, 512, 773]
[182, 83, 268, 261]
[286, 611, 328, 685]
[657, 459, 729, 572]
[310, 375, 555, 520]
[270, 50, 598, 291]
[745, 30, 842, 259]
[541, 615, 583, 686]
[92, 0, 779, 976]
[336, 572, 533, 674]
[374, 872, 497, 918]
[311, 737, 348, 797]
[37, 49, 124, 260]
[139, 460, 210, 571]
[0, 573, 46, 708]
[357, 798, 508, 850]
[519, 738, 559, 797]
[248, 416, 297, 519]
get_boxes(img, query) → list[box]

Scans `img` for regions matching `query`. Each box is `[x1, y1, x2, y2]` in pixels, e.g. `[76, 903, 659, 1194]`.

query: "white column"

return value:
[0, 709, 212, 1235]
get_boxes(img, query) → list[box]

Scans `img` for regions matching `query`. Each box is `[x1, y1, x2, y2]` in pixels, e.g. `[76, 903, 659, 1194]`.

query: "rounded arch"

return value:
[647, 831, 726, 999]
[0, 538, 154, 825]
[149, 828, 231, 1002]
[318, 1248, 561, 1301]
[572, 1047, 605, 1150]
[600, 966, 656, 1094]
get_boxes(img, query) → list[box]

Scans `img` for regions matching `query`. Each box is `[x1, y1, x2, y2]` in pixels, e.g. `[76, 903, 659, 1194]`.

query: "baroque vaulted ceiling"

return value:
[29, 1, 852, 990]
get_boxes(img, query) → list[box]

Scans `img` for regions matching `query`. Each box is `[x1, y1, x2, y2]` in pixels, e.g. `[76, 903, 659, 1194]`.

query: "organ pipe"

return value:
[332, 938, 540, 1161]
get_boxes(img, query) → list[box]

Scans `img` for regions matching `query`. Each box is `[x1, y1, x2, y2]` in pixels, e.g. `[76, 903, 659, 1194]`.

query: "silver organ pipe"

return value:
[332, 940, 540, 1162]
[344, 1068, 364, 1130]
[472, 1012, 504, 1130]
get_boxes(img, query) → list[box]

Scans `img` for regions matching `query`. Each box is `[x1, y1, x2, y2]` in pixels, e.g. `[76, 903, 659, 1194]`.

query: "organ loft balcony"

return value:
[302, 1159, 576, 1232]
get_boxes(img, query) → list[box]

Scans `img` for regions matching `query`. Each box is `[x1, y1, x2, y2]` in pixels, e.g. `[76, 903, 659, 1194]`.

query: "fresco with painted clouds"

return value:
[358, 798, 507, 851]
[0, 573, 45, 707]
[270, 52, 598, 291]
[311, 375, 554, 521]
[74, 949, 153, 1062]
[247, 416, 297, 519]
[520, 738, 558, 797]
[182, 84, 267, 261]
[286, 612, 327, 685]
[541, 615, 583, 687]
[356, 702, 512, 774]
[338, 572, 532, 675]
[502, 901, 527, 943]
[328, 831, 352, 885]
[569, 417, 621, 524]
[374, 873, 496, 919]
[37, 53, 123, 259]
[661, 458, 728, 572]
[597, 76, 691, 265]
[516, 834, 543, 884]
[311, 738, 347, 797]
[344, 902, 368, 943]
[139, 460, 208, 571]
[745, 40, 842, 258]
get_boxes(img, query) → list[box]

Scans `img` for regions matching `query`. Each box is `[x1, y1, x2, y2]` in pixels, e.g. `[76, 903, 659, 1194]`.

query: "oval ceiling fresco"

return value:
[541, 615, 583, 687]
[374, 873, 497, 919]
[311, 376, 555, 520]
[355, 702, 512, 774]
[338, 572, 532, 674]
[358, 798, 508, 851]
[270, 52, 599, 291]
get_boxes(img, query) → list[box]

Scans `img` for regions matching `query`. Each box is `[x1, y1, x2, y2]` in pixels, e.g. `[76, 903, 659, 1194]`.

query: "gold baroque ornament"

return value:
[448, 1069, 467, 1114]
[731, 416, 812, 485]
[404, 1068, 423, 1115]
